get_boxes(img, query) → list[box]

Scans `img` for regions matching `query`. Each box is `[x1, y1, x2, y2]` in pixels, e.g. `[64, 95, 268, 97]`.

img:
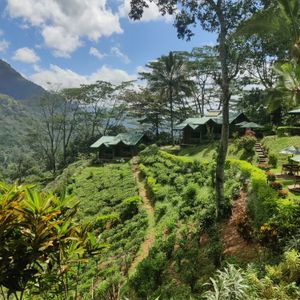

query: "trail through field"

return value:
[221, 190, 263, 261]
[129, 158, 155, 275]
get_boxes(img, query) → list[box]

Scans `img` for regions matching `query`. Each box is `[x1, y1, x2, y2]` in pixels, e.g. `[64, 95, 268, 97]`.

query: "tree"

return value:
[129, 0, 258, 217]
[140, 51, 194, 145]
[237, 0, 300, 114]
[66, 81, 130, 145]
[181, 46, 221, 115]
[59, 88, 81, 166]
[123, 87, 168, 138]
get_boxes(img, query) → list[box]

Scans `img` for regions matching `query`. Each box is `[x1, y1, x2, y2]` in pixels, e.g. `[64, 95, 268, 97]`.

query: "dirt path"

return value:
[128, 159, 155, 275]
[221, 190, 263, 261]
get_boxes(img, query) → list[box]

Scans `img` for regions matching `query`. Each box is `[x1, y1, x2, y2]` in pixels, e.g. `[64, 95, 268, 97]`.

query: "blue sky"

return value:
[0, 0, 215, 90]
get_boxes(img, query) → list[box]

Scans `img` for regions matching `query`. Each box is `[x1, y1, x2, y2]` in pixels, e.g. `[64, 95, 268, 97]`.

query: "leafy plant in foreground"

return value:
[0, 182, 105, 300]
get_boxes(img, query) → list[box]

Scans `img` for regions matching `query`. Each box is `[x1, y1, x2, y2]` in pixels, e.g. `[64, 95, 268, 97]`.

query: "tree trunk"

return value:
[170, 88, 174, 146]
[215, 3, 230, 219]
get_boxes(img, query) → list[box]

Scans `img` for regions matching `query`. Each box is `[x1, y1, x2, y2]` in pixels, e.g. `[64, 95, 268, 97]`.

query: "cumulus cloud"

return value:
[89, 47, 105, 59]
[118, 0, 173, 22]
[0, 39, 10, 53]
[30, 64, 137, 90]
[111, 46, 130, 64]
[13, 47, 40, 63]
[6, 0, 123, 57]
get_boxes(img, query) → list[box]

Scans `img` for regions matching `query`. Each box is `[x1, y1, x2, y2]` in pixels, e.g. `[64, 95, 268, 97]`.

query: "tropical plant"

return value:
[140, 51, 194, 145]
[0, 182, 104, 299]
[203, 264, 250, 300]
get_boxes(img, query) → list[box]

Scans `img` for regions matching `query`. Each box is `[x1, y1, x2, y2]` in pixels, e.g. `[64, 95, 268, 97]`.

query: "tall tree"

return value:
[140, 51, 194, 145]
[237, 0, 300, 113]
[130, 0, 258, 217]
[122, 87, 168, 138]
[187, 46, 220, 115]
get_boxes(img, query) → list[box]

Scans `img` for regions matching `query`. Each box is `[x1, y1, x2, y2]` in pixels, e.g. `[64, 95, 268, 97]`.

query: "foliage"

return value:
[227, 159, 300, 249]
[203, 264, 250, 300]
[266, 171, 276, 182]
[277, 126, 300, 137]
[139, 51, 194, 145]
[236, 136, 257, 152]
[131, 148, 219, 299]
[0, 182, 104, 299]
[53, 162, 148, 299]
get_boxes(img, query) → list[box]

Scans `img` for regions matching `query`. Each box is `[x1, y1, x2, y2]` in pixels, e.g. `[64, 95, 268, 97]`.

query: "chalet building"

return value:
[175, 111, 249, 145]
[90, 132, 149, 160]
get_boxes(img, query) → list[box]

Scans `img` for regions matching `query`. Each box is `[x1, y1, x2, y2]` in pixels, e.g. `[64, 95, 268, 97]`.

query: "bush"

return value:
[268, 153, 278, 168]
[270, 181, 283, 191]
[182, 183, 199, 205]
[277, 126, 300, 136]
[236, 135, 257, 152]
[278, 189, 289, 198]
[120, 196, 141, 221]
[266, 171, 276, 182]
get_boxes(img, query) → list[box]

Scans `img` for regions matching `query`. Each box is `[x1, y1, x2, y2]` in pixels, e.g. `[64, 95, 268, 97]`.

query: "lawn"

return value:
[162, 140, 258, 163]
[262, 135, 300, 172]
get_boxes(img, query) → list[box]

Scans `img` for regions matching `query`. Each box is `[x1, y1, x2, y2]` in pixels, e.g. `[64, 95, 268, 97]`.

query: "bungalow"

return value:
[175, 111, 249, 145]
[90, 132, 149, 160]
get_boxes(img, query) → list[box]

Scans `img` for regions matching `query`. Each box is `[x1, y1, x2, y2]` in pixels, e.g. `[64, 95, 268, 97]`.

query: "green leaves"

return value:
[0, 182, 105, 298]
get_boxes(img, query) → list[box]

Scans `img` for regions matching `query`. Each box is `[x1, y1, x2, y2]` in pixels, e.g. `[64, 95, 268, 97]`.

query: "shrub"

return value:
[203, 264, 250, 300]
[237, 135, 257, 152]
[266, 171, 276, 182]
[182, 183, 199, 205]
[236, 215, 254, 241]
[278, 189, 289, 199]
[277, 126, 300, 136]
[268, 153, 278, 168]
[120, 196, 141, 221]
[270, 181, 283, 191]
[155, 202, 168, 223]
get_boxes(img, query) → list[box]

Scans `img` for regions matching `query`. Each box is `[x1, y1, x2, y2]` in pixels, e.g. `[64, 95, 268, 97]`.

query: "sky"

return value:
[0, 0, 215, 90]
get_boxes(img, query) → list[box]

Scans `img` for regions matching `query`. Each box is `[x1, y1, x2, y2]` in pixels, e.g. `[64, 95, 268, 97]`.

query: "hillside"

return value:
[43, 144, 300, 299]
[0, 94, 39, 181]
[0, 59, 46, 101]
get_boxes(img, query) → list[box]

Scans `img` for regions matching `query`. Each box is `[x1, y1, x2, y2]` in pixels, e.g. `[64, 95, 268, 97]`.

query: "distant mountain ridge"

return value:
[0, 59, 46, 101]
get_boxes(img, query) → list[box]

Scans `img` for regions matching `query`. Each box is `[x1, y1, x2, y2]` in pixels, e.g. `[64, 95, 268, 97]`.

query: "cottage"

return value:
[90, 132, 148, 160]
[175, 111, 249, 145]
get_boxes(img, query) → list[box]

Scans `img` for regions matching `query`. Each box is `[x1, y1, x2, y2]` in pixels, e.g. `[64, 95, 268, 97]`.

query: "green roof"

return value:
[240, 122, 262, 129]
[174, 117, 217, 130]
[175, 112, 245, 129]
[90, 132, 144, 148]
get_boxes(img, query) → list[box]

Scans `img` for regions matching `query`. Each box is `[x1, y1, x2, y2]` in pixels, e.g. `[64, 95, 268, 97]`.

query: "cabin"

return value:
[175, 111, 249, 145]
[90, 132, 149, 160]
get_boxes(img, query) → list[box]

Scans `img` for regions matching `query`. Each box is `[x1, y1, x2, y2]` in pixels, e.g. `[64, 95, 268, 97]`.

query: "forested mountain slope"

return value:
[0, 94, 38, 180]
[0, 60, 46, 101]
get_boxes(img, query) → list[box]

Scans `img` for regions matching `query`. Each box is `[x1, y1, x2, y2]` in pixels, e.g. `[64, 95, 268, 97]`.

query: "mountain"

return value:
[0, 59, 46, 101]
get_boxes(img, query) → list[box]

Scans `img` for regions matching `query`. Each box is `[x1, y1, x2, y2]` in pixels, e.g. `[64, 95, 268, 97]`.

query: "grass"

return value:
[262, 135, 300, 173]
[163, 140, 258, 163]
[262, 136, 300, 200]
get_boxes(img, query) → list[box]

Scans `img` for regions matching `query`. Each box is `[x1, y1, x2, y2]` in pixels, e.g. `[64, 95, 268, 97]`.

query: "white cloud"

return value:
[30, 64, 137, 90]
[0, 39, 9, 52]
[13, 47, 40, 63]
[89, 47, 105, 59]
[111, 46, 130, 64]
[6, 0, 123, 57]
[118, 0, 173, 22]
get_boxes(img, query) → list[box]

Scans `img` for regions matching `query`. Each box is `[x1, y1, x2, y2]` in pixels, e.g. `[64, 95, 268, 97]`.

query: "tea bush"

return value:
[52, 163, 147, 299]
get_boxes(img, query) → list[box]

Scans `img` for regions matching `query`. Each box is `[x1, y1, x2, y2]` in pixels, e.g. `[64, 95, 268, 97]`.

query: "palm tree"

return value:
[237, 0, 300, 113]
[140, 51, 194, 145]
[237, 0, 300, 61]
